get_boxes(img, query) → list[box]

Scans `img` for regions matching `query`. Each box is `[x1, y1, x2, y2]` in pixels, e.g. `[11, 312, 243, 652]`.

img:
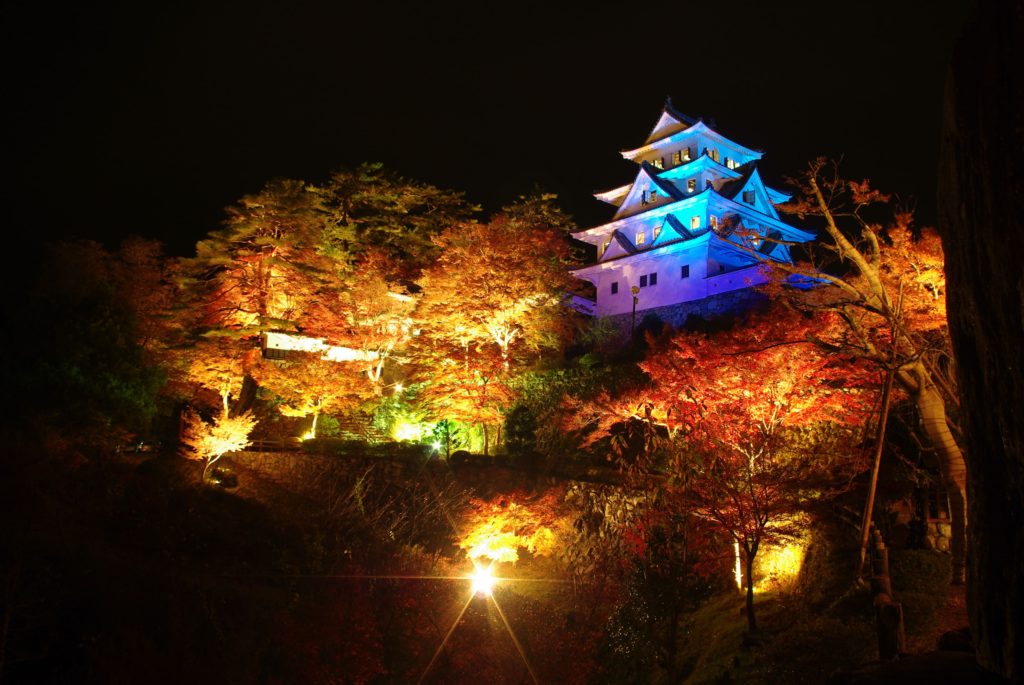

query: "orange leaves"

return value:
[847, 178, 890, 206]
[252, 352, 368, 432]
[415, 197, 578, 367]
[458, 490, 562, 563]
[641, 307, 876, 448]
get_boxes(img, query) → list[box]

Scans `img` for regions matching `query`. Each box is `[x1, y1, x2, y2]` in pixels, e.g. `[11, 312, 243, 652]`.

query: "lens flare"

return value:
[469, 563, 495, 596]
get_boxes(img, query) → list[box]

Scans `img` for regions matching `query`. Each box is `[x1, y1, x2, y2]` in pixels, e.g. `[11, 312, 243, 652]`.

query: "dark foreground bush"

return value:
[889, 549, 952, 635]
[301, 438, 429, 461]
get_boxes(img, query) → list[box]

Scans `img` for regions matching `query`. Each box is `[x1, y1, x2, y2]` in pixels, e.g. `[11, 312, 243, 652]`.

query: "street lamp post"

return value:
[631, 285, 640, 337]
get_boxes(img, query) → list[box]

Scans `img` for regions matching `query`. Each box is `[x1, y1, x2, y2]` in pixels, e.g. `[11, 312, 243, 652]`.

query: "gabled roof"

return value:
[593, 183, 631, 206]
[644, 97, 700, 145]
[642, 162, 685, 201]
[715, 162, 758, 200]
[664, 214, 708, 241]
[612, 162, 685, 220]
[572, 229, 715, 276]
[624, 120, 764, 163]
[599, 229, 638, 261]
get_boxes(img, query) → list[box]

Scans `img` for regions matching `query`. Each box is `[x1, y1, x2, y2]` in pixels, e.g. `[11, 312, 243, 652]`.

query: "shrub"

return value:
[888, 549, 951, 635]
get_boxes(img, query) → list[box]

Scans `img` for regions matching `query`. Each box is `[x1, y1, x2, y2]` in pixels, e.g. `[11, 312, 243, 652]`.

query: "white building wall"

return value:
[592, 243, 712, 317]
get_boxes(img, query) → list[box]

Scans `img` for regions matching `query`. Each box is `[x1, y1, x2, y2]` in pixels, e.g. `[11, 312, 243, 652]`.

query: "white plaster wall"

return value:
[592, 244, 712, 317]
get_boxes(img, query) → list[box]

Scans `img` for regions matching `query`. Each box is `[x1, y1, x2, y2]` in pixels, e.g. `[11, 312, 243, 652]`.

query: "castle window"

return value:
[710, 215, 719, 229]
[691, 216, 701, 230]
[683, 147, 692, 161]
[652, 157, 664, 169]
[639, 275, 648, 287]
[611, 281, 619, 295]
[687, 178, 696, 193]
[681, 264, 690, 279]
[710, 148, 720, 163]
[671, 151, 682, 165]
[649, 272, 658, 286]
[601, 237, 612, 256]
[653, 224, 662, 240]
[743, 190, 756, 204]
[635, 231, 645, 244]
[724, 157, 732, 169]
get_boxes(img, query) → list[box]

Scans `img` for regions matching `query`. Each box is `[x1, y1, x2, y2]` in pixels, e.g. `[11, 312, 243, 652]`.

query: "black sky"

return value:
[8, 1, 973, 257]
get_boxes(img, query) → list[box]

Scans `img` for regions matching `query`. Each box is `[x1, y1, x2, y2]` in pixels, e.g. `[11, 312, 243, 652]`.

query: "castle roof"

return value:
[715, 162, 758, 200]
[643, 97, 701, 145]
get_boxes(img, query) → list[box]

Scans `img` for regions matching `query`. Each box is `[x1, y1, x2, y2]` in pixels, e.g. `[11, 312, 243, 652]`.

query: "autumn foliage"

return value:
[773, 159, 966, 581]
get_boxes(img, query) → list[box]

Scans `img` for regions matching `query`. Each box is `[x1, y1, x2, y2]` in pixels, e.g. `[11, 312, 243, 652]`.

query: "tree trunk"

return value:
[482, 424, 489, 456]
[914, 377, 968, 584]
[220, 390, 230, 421]
[745, 549, 757, 633]
[311, 411, 319, 438]
[939, 1, 1024, 677]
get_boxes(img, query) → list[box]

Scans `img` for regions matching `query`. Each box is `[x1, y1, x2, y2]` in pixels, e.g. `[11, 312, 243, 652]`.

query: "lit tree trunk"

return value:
[311, 410, 320, 439]
[744, 540, 758, 634]
[367, 358, 384, 394]
[909, 365, 968, 583]
[219, 388, 230, 420]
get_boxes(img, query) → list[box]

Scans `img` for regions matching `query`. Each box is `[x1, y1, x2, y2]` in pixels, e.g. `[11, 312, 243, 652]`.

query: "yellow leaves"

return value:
[458, 499, 559, 564]
[180, 409, 257, 462]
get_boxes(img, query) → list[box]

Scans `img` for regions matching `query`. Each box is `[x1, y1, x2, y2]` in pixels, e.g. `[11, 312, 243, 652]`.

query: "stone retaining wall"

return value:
[603, 288, 769, 339]
[231, 450, 644, 530]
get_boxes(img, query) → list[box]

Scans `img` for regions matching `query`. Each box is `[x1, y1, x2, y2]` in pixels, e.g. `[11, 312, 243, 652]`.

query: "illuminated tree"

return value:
[319, 162, 475, 279]
[458, 489, 561, 563]
[429, 419, 463, 459]
[756, 159, 967, 581]
[180, 408, 257, 481]
[638, 309, 875, 633]
[417, 344, 513, 456]
[184, 334, 258, 420]
[304, 251, 415, 392]
[252, 352, 368, 438]
[415, 195, 578, 371]
[183, 178, 326, 334]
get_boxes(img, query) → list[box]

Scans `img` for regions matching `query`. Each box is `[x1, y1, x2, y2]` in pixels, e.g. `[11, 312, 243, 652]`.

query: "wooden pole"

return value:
[858, 369, 896, 579]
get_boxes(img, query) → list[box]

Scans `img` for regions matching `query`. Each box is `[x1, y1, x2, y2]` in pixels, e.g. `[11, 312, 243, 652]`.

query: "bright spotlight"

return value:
[431, 440, 442, 452]
[393, 382, 404, 394]
[469, 563, 495, 597]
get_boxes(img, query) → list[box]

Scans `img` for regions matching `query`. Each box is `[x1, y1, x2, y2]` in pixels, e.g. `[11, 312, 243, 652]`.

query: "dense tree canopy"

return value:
[641, 308, 876, 632]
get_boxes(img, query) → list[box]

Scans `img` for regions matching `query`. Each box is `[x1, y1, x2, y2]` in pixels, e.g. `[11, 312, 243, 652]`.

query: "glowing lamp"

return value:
[393, 382, 404, 394]
[431, 441, 442, 452]
[393, 421, 423, 442]
[469, 564, 495, 597]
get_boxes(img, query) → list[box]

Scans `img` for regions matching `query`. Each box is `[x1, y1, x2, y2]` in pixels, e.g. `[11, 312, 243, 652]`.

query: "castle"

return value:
[570, 101, 813, 328]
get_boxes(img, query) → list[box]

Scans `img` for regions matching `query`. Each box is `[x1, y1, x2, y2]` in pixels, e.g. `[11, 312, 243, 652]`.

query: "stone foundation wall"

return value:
[233, 450, 644, 530]
[227, 451, 410, 496]
[603, 288, 769, 339]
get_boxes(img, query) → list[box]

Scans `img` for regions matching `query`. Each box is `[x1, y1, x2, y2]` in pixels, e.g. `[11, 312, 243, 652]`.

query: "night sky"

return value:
[9, 1, 973, 257]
